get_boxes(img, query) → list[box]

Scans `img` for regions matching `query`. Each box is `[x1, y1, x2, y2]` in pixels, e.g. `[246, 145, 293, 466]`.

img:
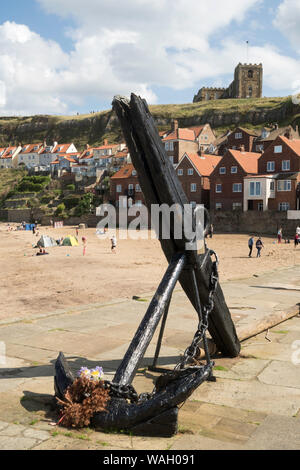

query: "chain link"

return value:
[175, 250, 219, 371]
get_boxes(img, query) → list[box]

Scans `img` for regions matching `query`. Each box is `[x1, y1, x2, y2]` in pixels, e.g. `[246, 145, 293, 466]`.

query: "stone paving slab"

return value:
[245, 415, 300, 450]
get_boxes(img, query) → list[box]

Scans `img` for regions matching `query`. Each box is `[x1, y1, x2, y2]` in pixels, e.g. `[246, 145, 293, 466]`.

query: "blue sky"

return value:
[0, 0, 299, 115]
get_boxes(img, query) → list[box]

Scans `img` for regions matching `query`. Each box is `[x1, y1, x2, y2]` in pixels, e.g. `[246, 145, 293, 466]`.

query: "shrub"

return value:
[63, 195, 81, 209]
[55, 203, 66, 216]
[66, 184, 75, 191]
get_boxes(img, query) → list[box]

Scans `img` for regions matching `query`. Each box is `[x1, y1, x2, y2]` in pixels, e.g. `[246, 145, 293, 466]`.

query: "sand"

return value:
[0, 223, 299, 322]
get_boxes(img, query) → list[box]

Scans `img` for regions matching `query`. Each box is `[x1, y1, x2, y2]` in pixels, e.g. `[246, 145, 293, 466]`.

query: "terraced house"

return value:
[210, 149, 261, 211]
[176, 152, 222, 208]
[0, 145, 22, 168]
[244, 136, 300, 211]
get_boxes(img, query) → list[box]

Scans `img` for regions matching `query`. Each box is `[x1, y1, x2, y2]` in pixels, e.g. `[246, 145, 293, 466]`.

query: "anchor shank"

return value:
[113, 253, 186, 385]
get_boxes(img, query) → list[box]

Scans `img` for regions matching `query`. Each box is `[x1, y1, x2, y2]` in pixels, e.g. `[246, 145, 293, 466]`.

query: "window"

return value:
[279, 202, 290, 211]
[128, 184, 134, 190]
[267, 161, 275, 172]
[116, 185, 122, 193]
[282, 160, 290, 171]
[165, 142, 174, 151]
[135, 200, 142, 207]
[248, 70, 253, 78]
[231, 166, 238, 174]
[235, 132, 242, 139]
[215, 203, 222, 210]
[274, 145, 282, 153]
[132, 170, 137, 176]
[190, 201, 196, 208]
[177, 169, 183, 176]
[233, 183, 242, 193]
[277, 180, 291, 191]
[135, 184, 141, 192]
[232, 202, 242, 210]
[249, 181, 261, 196]
[216, 184, 222, 193]
[219, 167, 226, 174]
[270, 181, 275, 191]
[190, 183, 197, 192]
[248, 86, 253, 98]
[169, 156, 174, 164]
[188, 168, 194, 175]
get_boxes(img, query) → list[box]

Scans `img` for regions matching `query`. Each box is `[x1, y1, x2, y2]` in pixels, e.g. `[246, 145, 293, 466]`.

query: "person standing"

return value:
[295, 233, 299, 248]
[256, 237, 264, 258]
[82, 236, 87, 256]
[248, 236, 254, 257]
[277, 227, 282, 243]
[111, 234, 117, 254]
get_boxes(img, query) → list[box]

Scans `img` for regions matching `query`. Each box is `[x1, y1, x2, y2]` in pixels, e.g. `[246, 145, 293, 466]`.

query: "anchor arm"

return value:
[113, 252, 186, 386]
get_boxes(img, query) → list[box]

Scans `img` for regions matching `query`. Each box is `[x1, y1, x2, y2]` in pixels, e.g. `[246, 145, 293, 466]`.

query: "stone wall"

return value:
[210, 210, 300, 238]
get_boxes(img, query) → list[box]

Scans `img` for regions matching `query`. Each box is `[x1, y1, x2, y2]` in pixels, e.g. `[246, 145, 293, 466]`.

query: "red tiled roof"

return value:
[280, 136, 300, 155]
[80, 148, 94, 159]
[163, 128, 196, 142]
[111, 164, 137, 179]
[19, 143, 43, 154]
[94, 144, 119, 150]
[229, 149, 261, 174]
[2, 146, 17, 158]
[188, 126, 205, 138]
[179, 153, 222, 176]
[52, 143, 73, 153]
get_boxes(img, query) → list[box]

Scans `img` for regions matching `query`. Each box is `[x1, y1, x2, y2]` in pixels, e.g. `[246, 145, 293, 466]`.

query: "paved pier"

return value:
[0, 265, 299, 450]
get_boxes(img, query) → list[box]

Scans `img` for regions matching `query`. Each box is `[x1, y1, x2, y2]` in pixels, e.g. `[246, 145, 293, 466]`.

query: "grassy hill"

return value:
[0, 96, 299, 151]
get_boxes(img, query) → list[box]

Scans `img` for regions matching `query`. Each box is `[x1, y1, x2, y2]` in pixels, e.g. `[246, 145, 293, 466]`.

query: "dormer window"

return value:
[33, 146, 38, 151]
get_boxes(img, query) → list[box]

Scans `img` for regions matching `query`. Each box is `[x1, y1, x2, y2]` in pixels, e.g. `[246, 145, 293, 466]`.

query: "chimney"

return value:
[240, 144, 245, 152]
[103, 139, 108, 146]
[274, 123, 279, 130]
[296, 125, 299, 136]
[43, 140, 47, 147]
[172, 119, 178, 133]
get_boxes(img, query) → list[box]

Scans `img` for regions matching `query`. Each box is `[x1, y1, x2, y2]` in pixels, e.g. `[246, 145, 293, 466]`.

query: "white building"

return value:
[0, 146, 22, 168]
[243, 175, 276, 211]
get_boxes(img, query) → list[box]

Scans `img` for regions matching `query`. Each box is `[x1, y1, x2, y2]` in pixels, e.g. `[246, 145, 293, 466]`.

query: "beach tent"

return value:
[25, 224, 35, 231]
[62, 235, 79, 246]
[37, 235, 57, 248]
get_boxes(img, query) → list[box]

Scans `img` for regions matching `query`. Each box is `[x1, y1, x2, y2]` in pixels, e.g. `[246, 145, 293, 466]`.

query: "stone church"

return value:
[193, 63, 263, 102]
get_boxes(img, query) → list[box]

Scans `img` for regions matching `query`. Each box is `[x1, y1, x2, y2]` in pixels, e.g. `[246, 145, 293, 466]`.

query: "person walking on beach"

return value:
[248, 236, 254, 257]
[111, 234, 117, 254]
[277, 227, 282, 243]
[256, 237, 264, 258]
[82, 236, 87, 256]
[295, 233, 299, 248]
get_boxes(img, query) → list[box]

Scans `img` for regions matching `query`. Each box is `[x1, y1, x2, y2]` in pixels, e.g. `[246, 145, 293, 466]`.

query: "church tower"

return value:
[232, 63, 263, 99]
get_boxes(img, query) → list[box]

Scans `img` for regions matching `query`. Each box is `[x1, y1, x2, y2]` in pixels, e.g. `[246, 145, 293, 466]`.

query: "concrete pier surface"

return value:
[0, 265, 299, 450]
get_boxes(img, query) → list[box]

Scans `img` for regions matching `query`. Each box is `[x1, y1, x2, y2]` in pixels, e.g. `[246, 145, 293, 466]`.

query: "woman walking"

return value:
[256, 237, 264, 258]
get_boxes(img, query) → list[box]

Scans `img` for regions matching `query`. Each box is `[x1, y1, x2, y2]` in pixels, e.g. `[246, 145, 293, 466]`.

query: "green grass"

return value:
[0, 95, 297, 150]
[272, 330, 289, 334]
[214, 366, 229, 371]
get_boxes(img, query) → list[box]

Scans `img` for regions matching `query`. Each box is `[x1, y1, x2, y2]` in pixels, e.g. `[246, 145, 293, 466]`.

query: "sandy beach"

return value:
[0, 222, 299, 322]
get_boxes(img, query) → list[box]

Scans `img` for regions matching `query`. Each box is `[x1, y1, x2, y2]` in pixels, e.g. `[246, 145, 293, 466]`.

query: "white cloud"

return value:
[0, 1, 299, 115]
[274, 0, 300, 53]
